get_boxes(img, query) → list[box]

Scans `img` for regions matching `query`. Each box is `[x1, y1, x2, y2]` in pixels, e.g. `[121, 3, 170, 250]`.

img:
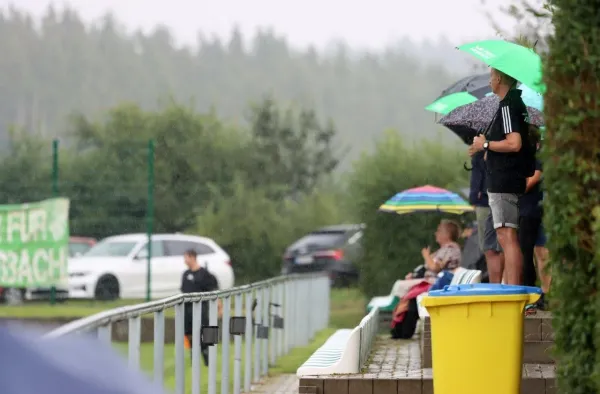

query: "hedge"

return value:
[543, 2, 600, 393]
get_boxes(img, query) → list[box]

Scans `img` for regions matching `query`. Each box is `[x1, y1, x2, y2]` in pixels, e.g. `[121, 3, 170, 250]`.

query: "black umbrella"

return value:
[439, 94, 545, 145]
[438, 73, 491, 100]
[0, 324, 168, 394]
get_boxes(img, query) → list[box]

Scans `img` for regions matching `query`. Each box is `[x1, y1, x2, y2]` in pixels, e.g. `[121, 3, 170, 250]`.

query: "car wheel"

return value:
[3, 288, 24, 305]
[94, 275, 120, 301]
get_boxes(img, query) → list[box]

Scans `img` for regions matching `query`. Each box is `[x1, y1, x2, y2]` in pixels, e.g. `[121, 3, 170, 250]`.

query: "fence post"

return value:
[208, 299, 219, 394]
[244, 291, 253, 392]
[233, 293, 243, 394]
[221, 296, 231, 394]
[49, 139, 59, 305]
[262, 285, 269, 375]
[253, 289, 262, 383]
[174, 303, 186, 394]
[154, 310, 165, 386]
[145, 139, 155, 302]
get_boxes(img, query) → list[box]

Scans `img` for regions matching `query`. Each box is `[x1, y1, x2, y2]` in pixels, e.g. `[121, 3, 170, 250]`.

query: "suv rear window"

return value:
[289, 231, 346, 250]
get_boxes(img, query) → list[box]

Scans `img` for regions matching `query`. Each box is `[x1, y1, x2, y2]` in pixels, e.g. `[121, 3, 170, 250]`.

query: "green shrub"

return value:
[193, 177, 347, 283]
[346, 130, 468, 298]
[543, 2, 600, 392]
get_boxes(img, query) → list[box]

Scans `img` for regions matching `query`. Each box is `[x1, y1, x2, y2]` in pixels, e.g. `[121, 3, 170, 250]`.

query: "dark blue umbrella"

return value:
[438, 73, 491, 100]
[0, 324, 168, 394]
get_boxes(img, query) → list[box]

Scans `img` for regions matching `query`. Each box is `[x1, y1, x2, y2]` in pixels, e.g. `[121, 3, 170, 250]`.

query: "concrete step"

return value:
[420, 312, 554, 367]
[422, 311, 553, 343]
[300, 337, 556, 394]
[524, 311, 554, 341]
[420, 338, 554, 368]
[299, 364, 556, 394]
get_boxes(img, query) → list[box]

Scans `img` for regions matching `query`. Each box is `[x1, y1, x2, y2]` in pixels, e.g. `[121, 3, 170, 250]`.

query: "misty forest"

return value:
[0, 5, 485, 284]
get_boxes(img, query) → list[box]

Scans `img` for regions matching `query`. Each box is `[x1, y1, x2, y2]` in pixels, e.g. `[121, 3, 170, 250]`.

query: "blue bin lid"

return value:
[428, 283, 542, 297]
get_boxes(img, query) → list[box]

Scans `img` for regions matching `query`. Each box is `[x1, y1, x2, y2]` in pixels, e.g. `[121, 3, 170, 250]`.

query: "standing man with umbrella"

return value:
[469, 150, 504, 282]
[470, 68, 529, 285]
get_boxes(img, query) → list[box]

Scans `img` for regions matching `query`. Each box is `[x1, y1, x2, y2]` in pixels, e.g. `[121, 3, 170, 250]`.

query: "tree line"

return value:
[0, 5, 466, 169]
[0, 95, 470, 285]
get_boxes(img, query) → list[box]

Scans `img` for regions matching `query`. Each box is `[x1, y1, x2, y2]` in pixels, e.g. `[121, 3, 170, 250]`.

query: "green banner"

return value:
[0, 198, 70, 287]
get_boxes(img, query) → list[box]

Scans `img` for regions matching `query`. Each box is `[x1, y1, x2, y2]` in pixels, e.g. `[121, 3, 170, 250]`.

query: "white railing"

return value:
[45, 273, 330, 394]
[358, 306, 379, 369]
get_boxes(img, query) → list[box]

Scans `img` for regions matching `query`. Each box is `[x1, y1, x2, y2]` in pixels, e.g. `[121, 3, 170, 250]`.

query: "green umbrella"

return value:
[425, 92, 478, 115]
[457, 40, 545, 94]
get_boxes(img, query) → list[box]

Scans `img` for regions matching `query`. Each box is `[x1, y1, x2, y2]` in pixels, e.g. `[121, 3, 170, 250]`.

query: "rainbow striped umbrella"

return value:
[379, 185, 474, 215]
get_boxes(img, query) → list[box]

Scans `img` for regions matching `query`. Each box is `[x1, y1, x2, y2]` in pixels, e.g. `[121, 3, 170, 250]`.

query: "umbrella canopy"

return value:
[425, 92, 478, 115]
[379, 185, 474, 215]
[483, 84, 543, 111]
[438, 73, 491, 100]
[0, 325, 168, 394]
[439, 92, 545, 145]
[519, 84, 543, 111]
[457, 40, 544, 94]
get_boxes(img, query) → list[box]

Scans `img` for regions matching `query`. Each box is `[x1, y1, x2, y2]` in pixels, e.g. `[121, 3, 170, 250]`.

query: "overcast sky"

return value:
[2, 0, 518, 50]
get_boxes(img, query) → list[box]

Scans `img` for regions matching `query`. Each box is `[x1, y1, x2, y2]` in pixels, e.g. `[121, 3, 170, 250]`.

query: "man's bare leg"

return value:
[486, 250, 504, 283]
[535, 246, 551, 293]
[497, 227, 523, 285]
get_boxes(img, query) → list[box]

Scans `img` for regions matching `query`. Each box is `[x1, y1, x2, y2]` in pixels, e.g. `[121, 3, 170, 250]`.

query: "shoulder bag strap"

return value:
[483, 106, 500, 139]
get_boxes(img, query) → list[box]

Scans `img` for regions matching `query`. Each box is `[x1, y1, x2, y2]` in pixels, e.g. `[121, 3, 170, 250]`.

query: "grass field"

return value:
[1, 287, 366, 393]
[0, 298, 149, 318]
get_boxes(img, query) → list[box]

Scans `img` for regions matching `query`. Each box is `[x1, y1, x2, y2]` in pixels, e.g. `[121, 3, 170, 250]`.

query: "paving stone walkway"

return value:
[361, 337, 428, 378]
[248, 374, 298, 394]
[298, 335, 557, 394]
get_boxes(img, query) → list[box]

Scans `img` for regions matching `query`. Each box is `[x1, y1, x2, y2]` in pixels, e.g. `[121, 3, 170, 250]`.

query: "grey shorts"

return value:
[475, 206, 502, 252]
[488, 192, 520, 230]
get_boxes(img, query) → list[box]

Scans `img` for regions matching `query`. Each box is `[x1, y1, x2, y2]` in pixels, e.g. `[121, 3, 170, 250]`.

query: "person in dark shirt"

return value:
[180, 249, 219, 366]
[469, 151, 503, 283]
[520, 137, 551, 309]
[519, 158, 543, 288]
[469, 151, 490, 250]
[471, 68, 528, 285]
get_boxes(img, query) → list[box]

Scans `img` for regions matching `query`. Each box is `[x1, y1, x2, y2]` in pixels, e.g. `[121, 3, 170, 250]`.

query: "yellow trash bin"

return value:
[421, 283, 541, 394]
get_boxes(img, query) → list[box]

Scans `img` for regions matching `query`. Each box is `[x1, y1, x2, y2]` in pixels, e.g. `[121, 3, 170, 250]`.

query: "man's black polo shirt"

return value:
[180, 267, 218, 335]
[485, 89, 528, 194]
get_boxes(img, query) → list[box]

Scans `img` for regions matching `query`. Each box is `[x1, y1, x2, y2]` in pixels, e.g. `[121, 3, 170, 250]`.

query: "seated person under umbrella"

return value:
[404, 220, 462, 281]
[391, 219, 462, 339]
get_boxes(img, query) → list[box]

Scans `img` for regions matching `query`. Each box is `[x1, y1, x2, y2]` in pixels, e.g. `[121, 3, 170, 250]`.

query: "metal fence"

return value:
[45, 273, 330, 394]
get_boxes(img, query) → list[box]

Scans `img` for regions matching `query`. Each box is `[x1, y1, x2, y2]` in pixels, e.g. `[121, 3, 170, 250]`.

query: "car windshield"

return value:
[84, 240, 137, 257]
[68, 242, 92, 257]
[289, 232, 345, 250]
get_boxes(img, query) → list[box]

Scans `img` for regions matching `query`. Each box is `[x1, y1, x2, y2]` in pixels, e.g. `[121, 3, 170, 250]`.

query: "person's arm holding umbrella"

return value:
[473, 131, 522, 153]
[472, 89, 524, 154]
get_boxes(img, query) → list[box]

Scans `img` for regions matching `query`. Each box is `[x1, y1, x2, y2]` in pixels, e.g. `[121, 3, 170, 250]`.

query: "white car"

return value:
[68, 233, 234, 300]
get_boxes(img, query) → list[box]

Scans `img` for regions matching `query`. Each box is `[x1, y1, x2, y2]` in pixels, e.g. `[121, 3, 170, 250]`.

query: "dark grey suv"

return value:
[281, 224, 364, 287]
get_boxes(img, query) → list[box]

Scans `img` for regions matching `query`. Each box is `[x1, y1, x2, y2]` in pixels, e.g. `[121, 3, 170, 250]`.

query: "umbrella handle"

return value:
[463, 162, 473, 171]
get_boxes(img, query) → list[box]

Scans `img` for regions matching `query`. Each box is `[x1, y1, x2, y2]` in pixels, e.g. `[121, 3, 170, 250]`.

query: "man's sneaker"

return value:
[535, 293, 547, 311]
[525, 303, 538, 315]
